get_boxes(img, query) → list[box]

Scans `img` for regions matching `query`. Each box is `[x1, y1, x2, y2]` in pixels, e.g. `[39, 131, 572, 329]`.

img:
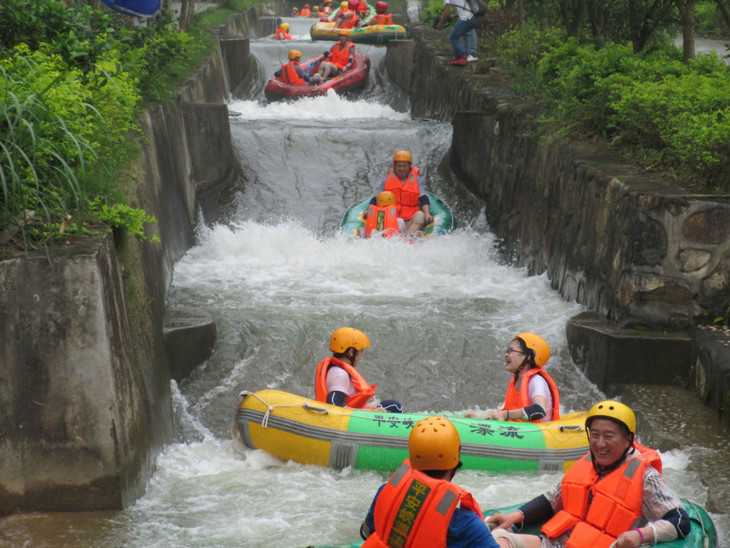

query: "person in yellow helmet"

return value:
[361, 417, 499, 547]
[275, 22, 292, 40]
[465, 332, 560, 423]
[367, 150, 432, 236]
[485, 401, 691, 548]
[314, 327, 402, 412]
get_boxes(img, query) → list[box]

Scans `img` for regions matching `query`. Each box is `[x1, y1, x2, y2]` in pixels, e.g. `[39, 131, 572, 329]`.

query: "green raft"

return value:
[339, 192, 457, 239]
[313, 499, 718, 548]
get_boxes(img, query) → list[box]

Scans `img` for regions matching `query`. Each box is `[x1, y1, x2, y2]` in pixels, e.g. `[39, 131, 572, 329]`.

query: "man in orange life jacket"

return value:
[275, 22, 292, 40]
[368, 150, 433, 236]
[465, 333, 559, 423]
[361, 416, 500, 547]
[300, 3, 312, 16]
[322, 0, 333, 15]
[315, 30, 355, 80]
[315, 327, 402, 413]
[485, 401, 691, 548]
[274, 50, 315, 86]
[368, 1, 392, 25]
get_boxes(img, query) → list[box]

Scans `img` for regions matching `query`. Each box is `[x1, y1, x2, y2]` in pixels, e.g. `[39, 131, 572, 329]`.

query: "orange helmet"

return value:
[376, 191, 396, 207]
[393, 150, 412, 163]
[409, 417, 461, 471]
[514, 332, 550, 367]
[288, 49, 303, 60]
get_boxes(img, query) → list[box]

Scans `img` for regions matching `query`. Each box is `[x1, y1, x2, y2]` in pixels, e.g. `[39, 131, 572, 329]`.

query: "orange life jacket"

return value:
[383, 166, 421, 220]
[330, 40, 355, 69]
[315, 357, 376, 408]
[357, 1, 367, 13]
[323, 5, 332, 13]
[365, 204, 399, 238]
[281, 60, 306, 86]
[503, 367, 560, 422]
[301, 7, 311, 16]
[363, 461, 483, 548]
[371, 13, 392, 24]
[276, 29, 292, 40]
[541, 448, 662, 548]
[339, 9, 358, 28]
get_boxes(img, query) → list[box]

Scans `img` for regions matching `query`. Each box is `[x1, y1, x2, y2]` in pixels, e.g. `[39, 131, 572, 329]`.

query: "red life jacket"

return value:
[281, 60, 306, 86]
[330, 40, 355, 69]
[275, 29, 292, 40]
[503, 367, 560, 422]
[363, 461, 483, 548]
[301, 7, 311, 16]
[541, 448, 662, 548]
[371, 13, 392, 24]
[315, 357, 376, 408]
[365, 204, 399, 238]
[383, 166, 421, 220]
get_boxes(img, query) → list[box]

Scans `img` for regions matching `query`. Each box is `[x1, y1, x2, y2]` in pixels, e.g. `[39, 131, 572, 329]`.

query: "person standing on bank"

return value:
[436, 0, 478, 66]
[361, 416, 500, 547]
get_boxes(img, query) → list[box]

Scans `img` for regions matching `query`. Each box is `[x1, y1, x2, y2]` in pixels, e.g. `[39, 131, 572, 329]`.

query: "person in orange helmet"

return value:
[273, 50, 315, 86]
[367, 150, 432, 236]
[315, 30, 355, 80]
[465, 333, 560, 423]
[485, 401, 691, 548]
[315, 327, 401, 412]
[361, 417, 499, 547]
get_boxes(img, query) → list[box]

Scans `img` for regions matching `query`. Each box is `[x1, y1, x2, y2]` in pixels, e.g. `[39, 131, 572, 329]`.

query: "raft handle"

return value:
[304, 403, 329, 414]
[559, 425, 584, 432]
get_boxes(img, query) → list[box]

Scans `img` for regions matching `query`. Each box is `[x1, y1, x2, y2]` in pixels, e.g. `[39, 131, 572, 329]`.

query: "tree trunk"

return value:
[558, 0, 586, 37]
[716, 0, 730, 30]
[629, 0, 676, 53]
[675, 0, 698, 62]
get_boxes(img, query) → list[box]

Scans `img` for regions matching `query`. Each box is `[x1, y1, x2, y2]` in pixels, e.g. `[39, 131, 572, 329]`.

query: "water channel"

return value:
[1, 16, 729, 548]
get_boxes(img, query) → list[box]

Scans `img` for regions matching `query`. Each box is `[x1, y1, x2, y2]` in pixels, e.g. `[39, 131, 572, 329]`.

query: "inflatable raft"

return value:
[310, 21, 407, 44]
[314, 500, 718, 548]
[265, 53, 370, 102]
[234, 389, 590, 473]
[339, 192, 456, 239]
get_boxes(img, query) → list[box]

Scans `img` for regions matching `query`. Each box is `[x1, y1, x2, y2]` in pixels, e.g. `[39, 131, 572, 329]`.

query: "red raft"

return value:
[264, 53, 370, 102]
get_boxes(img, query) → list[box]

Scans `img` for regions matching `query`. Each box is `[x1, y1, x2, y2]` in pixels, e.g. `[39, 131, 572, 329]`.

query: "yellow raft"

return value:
[310, 21, 407, 44]
[234, 389, 590, 473]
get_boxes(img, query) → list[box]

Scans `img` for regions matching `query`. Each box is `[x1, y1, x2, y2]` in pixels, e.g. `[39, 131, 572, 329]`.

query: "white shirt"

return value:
[447, 0, 474, 21]
[527, 374, 553, 422]
[325, 366, 356, 396]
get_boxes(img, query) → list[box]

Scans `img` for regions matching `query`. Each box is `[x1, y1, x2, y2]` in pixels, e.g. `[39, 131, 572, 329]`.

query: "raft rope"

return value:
[239, 391, 585, 433]
[685, 500, 710, 548]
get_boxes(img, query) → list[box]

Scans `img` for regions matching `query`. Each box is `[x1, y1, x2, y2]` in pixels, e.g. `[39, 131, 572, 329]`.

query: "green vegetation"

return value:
[0, 0, 254, 252]
[434, 0, 730, 189]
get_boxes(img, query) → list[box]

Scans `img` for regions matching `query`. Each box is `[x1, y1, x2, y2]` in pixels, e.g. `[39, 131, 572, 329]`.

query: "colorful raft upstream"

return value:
[339, 192, 456, 239]
[313, 500, 718, 548]
[264, 53, 370, 102]
[310, 21, 407, 44]
[234, 389, 590, 473]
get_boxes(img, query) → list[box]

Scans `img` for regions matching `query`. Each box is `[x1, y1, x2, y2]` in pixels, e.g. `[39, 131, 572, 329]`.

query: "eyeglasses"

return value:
[506, 348, 525, 355]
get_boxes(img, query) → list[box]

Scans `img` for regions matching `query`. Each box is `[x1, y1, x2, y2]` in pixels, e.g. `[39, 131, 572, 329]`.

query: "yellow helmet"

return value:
[329, 327, 371, 353]
[279, 22, 290, 31]
[340, 0, 348, 8]
[313, 5, 320, 11]
[288, 49, 303, 60]
[409, 417, 461, 471]
[514, 332, 550, 367]
[586, 400, 636, 435]
[376, 191, 396, 207]
[393, 150, 412, 163]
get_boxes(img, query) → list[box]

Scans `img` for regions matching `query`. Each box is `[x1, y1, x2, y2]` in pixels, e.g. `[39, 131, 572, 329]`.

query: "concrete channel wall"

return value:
[0, 4, 285, 514]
